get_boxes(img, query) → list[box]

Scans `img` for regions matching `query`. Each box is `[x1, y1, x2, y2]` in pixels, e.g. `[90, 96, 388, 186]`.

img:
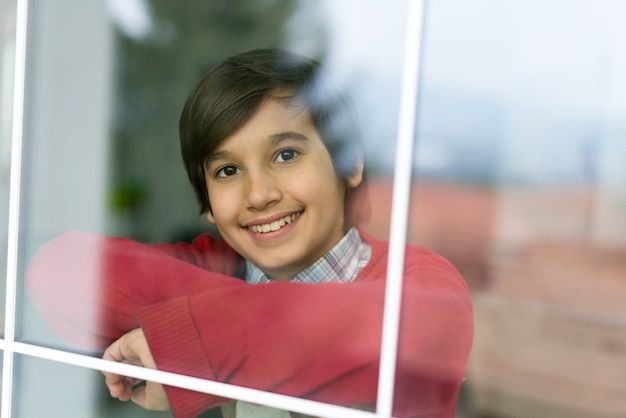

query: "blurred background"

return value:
[1, 0, 625, 417]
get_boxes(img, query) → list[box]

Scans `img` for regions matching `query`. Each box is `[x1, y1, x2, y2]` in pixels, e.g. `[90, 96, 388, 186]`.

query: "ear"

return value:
[346, 157, 364, 189]
[205, 211, 216, 224]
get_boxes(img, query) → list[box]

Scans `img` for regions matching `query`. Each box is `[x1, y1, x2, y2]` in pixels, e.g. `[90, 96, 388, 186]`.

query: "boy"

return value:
[26, 49, 473, 418]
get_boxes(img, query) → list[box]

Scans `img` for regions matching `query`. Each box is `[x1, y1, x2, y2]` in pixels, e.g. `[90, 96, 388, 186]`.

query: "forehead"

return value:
[210, 99, 318, 155]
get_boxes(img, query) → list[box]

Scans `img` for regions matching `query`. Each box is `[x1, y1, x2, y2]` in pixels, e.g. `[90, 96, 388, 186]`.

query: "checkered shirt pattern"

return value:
[245, 227, 372, 285]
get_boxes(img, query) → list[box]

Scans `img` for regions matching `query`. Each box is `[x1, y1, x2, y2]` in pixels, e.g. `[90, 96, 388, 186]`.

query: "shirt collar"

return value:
[246, 227, 371, 285]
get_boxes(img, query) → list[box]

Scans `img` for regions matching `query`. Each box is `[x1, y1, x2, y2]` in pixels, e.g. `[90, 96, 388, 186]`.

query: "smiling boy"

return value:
[203, 99, 363, 282]
[26, 49, 473, 418]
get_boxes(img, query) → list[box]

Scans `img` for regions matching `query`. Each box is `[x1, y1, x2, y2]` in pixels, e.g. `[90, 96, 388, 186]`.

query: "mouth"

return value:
[247, 211, 302, 234]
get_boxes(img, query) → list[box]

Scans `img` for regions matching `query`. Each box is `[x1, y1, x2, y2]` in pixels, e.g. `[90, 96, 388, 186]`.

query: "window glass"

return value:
[13, 1, 626, 417]
[402, 1, 626, 417]
[17, 0, 408, 334]
[0, 0, 17, 337]
[16, 0, 408, 416]
[18, 0, 115, 348]
[13, 354, 173, 417]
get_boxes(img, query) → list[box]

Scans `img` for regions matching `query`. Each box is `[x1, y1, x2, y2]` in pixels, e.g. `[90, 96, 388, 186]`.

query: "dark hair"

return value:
[180, 48, 369, 227]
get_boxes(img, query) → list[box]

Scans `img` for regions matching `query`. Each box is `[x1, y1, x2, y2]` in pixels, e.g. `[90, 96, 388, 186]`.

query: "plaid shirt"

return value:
[246, 227, 372, 285]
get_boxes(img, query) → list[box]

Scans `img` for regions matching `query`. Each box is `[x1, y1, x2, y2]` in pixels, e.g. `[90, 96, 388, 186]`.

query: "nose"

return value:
[245, 168, 282, 210]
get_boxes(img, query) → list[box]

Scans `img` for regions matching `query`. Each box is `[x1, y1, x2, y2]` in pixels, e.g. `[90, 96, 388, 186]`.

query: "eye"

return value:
[275, 148, 299, 163]
[216, 165, 241, 178]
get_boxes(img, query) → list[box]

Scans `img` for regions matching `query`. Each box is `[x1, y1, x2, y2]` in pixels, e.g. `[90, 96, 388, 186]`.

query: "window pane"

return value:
[0, 0, 18, 338]
[12, 354, 173, 417]
[18, 0, 115, 349]
[398, 1, 626, 417]
[17, 0, 415, 417]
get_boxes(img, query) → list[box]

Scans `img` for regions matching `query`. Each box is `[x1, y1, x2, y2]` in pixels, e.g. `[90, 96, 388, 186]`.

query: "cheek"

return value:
[206, 186, 238, 224]
[288, 165, 345, 208]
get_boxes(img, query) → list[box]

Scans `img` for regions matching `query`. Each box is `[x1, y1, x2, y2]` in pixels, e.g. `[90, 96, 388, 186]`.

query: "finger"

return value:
[102, 358, 134, 391]
[104, 371, 138, 388]
[103, 371, 122, 389]
[103, 335, 122, 359]
[131, 382, 170, 411]
[105, 368, 143, 399]
[103, 329, 147, 366]
[130, 384, 147, 408]
[106, 375, 134, 401]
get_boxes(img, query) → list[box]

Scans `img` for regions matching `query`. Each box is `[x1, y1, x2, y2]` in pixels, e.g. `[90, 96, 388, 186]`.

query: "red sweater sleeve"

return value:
[25, 231, 246, 351]
[140, 281, 386, 417]
[393, 248, 473, 417]
[26, 231, 473, 418]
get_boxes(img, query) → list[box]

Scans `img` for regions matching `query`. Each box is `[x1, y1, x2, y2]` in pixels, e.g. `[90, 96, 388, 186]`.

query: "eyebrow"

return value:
[269, 130, 310, 145]
[204, 131, 310, 169]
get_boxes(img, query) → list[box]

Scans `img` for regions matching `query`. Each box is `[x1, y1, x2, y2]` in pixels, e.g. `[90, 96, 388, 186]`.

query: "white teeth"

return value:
[249, 213, 300, 234]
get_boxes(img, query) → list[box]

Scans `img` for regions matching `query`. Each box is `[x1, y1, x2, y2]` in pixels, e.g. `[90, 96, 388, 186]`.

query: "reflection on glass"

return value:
[13, 354, 173, 417]
[395, 1, 626, 417]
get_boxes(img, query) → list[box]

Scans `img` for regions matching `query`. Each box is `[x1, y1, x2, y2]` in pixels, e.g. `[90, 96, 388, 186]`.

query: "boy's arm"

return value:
[138, 251, 472, 418]
[138, 281, 384, 417]
[153, 233, 245, 276]
[25, 230, 246, 352]
[393, 254, 473, 417]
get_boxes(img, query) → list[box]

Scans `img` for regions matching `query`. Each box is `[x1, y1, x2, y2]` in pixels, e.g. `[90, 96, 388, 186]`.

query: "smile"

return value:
[248, 212, 302, 233]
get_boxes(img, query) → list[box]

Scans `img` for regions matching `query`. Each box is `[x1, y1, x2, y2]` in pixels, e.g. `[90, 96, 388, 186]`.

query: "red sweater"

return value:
[26, 229, 473, 418]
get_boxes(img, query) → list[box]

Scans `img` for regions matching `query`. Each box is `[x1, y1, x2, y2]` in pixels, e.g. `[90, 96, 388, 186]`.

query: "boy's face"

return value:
[204, 99, 363, 281]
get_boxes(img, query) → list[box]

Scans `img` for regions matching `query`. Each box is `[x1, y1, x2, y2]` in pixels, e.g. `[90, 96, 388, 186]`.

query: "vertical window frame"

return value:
[1, 0, 29, 414]
[376, 0, 425, 415]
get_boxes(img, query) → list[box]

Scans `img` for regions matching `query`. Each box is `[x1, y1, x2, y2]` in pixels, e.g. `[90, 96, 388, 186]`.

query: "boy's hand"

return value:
[102, 328, 170, 411]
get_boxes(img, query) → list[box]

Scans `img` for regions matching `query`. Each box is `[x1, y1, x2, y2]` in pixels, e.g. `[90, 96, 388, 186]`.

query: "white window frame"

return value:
[0, 0, 425, 416]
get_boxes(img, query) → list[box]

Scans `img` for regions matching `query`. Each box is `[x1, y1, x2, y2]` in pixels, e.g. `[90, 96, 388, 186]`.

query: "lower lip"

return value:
[246, 214, 301, 242]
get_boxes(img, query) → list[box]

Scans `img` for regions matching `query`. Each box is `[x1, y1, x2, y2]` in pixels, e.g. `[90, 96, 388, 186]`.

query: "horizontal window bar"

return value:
[1, 341, 383, 418]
